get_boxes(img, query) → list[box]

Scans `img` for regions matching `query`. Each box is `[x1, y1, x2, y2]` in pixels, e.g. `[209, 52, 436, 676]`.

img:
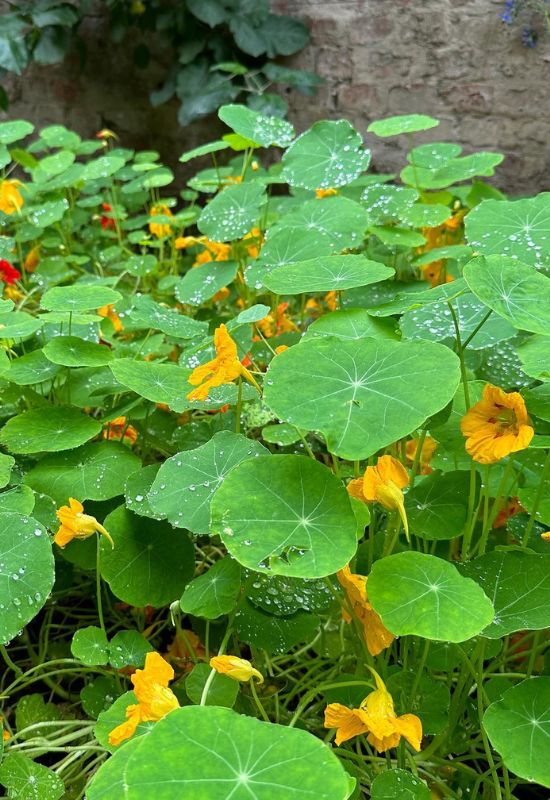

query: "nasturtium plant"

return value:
[0, 107, 548, 800]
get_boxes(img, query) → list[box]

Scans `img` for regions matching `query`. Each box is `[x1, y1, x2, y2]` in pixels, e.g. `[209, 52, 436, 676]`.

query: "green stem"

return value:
[200, 624, 233, 706]
[250, 679, 269, 722]
[96, 536, 106, 635]
[522, 448, 550, 547]
[235, 377, 243, 433]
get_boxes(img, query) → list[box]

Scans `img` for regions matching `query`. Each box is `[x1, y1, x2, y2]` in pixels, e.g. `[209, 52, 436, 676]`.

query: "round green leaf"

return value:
[361, 185, 419, 224]
[517, 335, 550, 380]
[367, 114, 439, 137]
[483, 678, 550, 787]
[460, 551, 550, 638]
[0, 407, 101, 453]
[370, 768, 431, 800]
[108, 630, 153, 670]
[41, 285, 122, 313]
[219, 104, 295, 147]
[109, 359, 192, 412]
[0, 485, 35, 515]
[0, 452, 14, 488]
[0, 310, 44, 339]
[236, 598, 319, 653]
[282, 119, 370, 190]
[180, 557, 241, 619]
[95, 691, 155, 752]
[302, 309, 398, 342]
[128, 295, 208, 339]
[184, 662, 239, 707]
[0, 119, 34, 144]
[463, 255, 550, 335]
[401, 153, 503, 190]
[247, 574, 333, 616]
[198, 182, 266, 242]
[368, 552, 494, 642]
[87, 705, 354, 800]
[408, 142, 462, 169]
[263, 255, 394, 294]
[466, 195, 550, 269]
[100, 506, 195, 607]
[0, 513, 54, 646]
[405, 470, 471, 540]
[125, 464, 164, 520]
[370, 226, 426, 247]
[24, 441, 141, 505]
[81, 155, 125, 180]
[0, 754, 64, 800]
[149, 431, 267, 533]
[261, 422, 302, 445]
[5, 350, 60, 385]
[279, 196, 368, 249]
[71, 626, 109, 666]
[211, 454, 357, 578]
[43, 336, 113, 367]
[264, 338, 460, 460]
[175, 261, 238, 306]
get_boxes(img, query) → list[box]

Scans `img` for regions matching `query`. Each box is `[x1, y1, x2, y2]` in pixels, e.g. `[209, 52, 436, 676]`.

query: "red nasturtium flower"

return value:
[460, 384, 534, 464]
[100, 202, 116, 230]
[324, 667, 422, 752]
[108, 652, 180, 746]
[0, 259, 21, 285]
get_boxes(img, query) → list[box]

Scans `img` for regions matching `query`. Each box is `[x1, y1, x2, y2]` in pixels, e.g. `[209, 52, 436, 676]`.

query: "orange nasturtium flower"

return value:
[257, 302, 298, 338]
[324, 668, 422, 752]
[493, 497, 525, 529]
[149, 204, 173, 238]
[460, 384, 534, 464]
[108, 652, 180, 746]
[210, 655, 264, 684]
[0, 180, 24, 215]
[315, 187, 338, 198]
[103, 416, 138, 446]
[337, 565, 394, 656]
[175, 235, 231, 265]
[405, 435, 437, 474]
[351, 455, 410, 539]
[187, 324, 260, 402]
[97, 303, 123, 332]
[24, 245, 40, 273]
[54, 498, 114, 548]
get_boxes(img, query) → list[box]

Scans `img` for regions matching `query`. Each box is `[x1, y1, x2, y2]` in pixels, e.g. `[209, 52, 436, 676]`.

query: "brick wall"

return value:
[3, 0, 550, 193]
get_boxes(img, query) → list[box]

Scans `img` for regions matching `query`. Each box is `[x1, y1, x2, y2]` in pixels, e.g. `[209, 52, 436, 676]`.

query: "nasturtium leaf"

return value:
[0, 485, 35, 515]
[71, 626, 109, 666]
[231, 303, 271, 325]
[0, 452, 14, 488]
[516, 335, 550, 380]
[24, 441, 141, 505]
[0, 310, 44, 339]
[108, 630, 153, 670]
[465, 194, 550, 269]
[279, 196, 368, 249]
[41, 285, 122, 313]
[412, 244, 473, 266]
[408, 142, 462, 169]
[5, 349, 60, 385]
[219, 103, 295, 147]
[405, 470, 471, 540]
[263, 255, 394, 294]
[180, 557, 241, 618]
[15, 693, 60, 739]
[25, 198, 69, 228]
[399, 202, 453, 227]
[175, 260, 239, 306]
[125, 465, 164, 520]
[235, 598, 320, 654]
[303, 309, 399, 342]
[211, 454, 357, 578]
[370, 226, 426, 248]
[184, 662, 239, 707]
[149, 431, 267, 533]
[95, 691, 154, 752]
[463, 255, 550, 335]
[367, 114, 439, 137]
[460, 551, 550, 638]
[127, 295, 208, 339]
[282, 119, 370, 190]
[400, 293, 515, 350]
[247, 574, 333, 616]
[0, 753, 64, 800]
[246, 226, 335, 288]
[386, 671, 450, 735]
[198, 182, 266, 241]
[361, 184, 419, 224]
[261, 421, 302, 445]
[81, 676, 121, 718]
[43, 336, 113, 367]
[100, 506, 195, 607]
[264, 338, 460, 460]
[483, 678, 550, 787]
[0, 119, 34, 144]
[109, 359, 191, 412]
[370, 768, 430, 800]
[523, 383, 550, 421]
[87, 705, 355, 800]
[81, 155, 125, 180]
[0, 513, 54, 646]
[0, 407, 101, 454]
[179, 140, 229, 163]
[368, 552, 494, 642]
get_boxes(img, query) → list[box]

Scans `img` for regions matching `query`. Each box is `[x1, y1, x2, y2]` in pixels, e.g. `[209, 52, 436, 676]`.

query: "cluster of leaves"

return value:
[499, 0, 550, 47]
[0, 105, 549, 800]
[0, 0, 319, 123]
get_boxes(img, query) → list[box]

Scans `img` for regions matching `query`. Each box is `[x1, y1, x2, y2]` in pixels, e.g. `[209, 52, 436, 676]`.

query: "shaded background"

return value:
[2, 0, 549, 193]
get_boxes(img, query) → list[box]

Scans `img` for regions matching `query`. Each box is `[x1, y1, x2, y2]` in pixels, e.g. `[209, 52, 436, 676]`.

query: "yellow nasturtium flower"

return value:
[149, 204, 173, 238]
[315, 187, 338, 198]
[351, 455, 410, 539]
[97, 303, 123, 332]
[108, 652, 180, 746]
[336, 565, 394, 656]
[460, 384, 534, 464]
[24, 245, 40, 273]
[324, 668, 422, 752]
[0, 180, 24, 214]
[54, 498, 113, 548]
[210, 655, 264, 684]
[187, 323, 260, 402]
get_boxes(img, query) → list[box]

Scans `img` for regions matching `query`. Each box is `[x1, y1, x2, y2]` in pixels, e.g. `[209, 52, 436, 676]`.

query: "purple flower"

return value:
[500, 0, 515, 23]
